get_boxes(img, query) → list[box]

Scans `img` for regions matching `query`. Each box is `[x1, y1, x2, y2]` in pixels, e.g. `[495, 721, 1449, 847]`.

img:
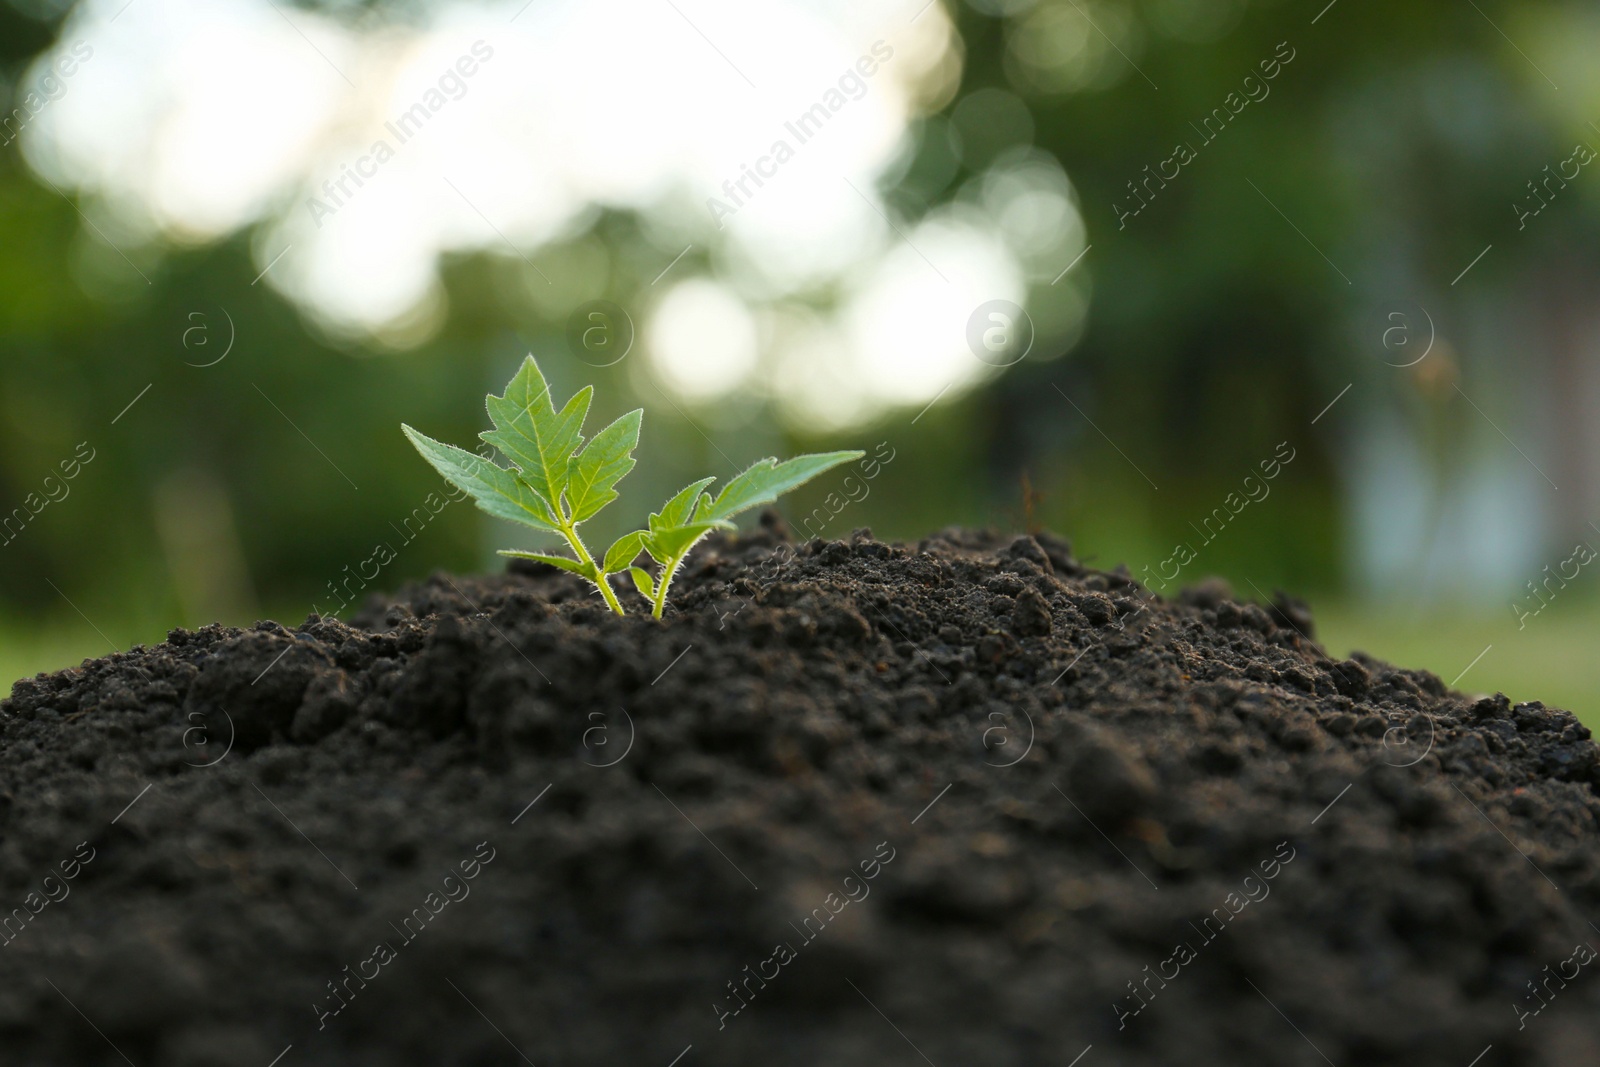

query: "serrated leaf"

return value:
[497, 549, 597, 580]
[642, 520, 728, 564]
[603, 530, 647, 574]
[694, 451, 864, 524]
[480, 355, 591, 510]
[566, 408, 643, 524]
[650, 476, 717, 531]
[628, 566, 656, 600]
[403, 424, 561, 531]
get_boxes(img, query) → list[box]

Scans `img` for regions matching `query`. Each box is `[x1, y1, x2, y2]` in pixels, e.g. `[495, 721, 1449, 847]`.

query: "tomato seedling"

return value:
[403, 355, 861, 617]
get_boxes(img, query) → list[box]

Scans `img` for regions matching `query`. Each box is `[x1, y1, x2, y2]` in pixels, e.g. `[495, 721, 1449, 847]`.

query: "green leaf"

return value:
[497, 549, 596, 581]
[641, 477, 725, 563]
[651, 476, 717, 530]
[566, 408, 643, 524]
[694, 451, 864, 524]
[479, 356, 591, 510]
[628, 567, 656, 600]
[603, 530, 647, 574]
[402, 424, 561, 531]
[642, 521, 728, 564]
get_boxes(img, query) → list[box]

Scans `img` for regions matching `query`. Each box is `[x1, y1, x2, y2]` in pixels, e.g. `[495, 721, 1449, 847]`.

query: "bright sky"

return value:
[23, 0, 1087, 426]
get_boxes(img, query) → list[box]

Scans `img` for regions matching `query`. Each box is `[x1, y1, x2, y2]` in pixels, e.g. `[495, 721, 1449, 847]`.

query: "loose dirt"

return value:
[4, 518, 1598, 1066]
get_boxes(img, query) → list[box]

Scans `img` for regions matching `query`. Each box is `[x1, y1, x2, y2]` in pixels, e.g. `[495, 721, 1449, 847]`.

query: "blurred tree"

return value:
[1, 0, 1596, 672]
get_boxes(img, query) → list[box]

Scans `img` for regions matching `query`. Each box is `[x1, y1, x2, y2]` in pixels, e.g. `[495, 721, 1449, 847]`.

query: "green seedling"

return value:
[402, 355, 862, 618]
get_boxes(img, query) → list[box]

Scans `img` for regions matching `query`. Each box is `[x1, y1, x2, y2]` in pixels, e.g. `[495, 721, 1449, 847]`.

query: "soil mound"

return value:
[4, 519, 1599, 1066]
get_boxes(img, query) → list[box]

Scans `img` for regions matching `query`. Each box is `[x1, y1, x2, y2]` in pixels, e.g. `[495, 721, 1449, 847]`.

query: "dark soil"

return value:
[5, 517, 1600, 1066]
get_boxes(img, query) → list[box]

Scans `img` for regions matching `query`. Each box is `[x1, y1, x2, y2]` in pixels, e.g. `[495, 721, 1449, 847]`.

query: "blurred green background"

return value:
[2, 0, 1597, 720]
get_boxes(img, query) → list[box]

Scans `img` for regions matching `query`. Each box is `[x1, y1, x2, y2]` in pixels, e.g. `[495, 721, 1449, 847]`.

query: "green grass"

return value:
[1316, 601, 1600, 728]
[0, 624, 126, 691]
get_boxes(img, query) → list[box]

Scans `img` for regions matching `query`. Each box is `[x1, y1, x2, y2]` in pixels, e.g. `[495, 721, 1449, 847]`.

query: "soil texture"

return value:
[5, 517, 1600, 1066]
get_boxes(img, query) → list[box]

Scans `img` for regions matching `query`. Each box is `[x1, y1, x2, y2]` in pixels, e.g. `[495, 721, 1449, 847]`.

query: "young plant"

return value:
[402, 355, 862, 618]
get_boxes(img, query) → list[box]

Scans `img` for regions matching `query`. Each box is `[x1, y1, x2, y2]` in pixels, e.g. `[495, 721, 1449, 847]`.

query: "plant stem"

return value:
[562, 522, 626, 616]
[651, 530, 717, 619]
[651, 554, 685, 619]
